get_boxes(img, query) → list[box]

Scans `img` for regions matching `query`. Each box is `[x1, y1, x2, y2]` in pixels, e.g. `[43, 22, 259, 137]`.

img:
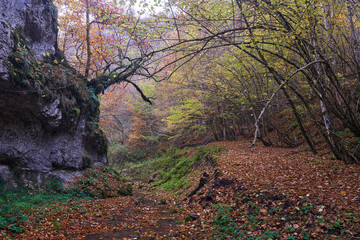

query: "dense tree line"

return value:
[55, 0, 360, 163]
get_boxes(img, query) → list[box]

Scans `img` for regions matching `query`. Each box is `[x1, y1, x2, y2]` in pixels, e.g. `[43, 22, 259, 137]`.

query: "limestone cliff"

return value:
[0, 0, 107, 189]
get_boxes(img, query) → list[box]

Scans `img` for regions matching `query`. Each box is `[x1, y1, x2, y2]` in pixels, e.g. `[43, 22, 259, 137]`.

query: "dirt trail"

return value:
[71, 189, 183, 240]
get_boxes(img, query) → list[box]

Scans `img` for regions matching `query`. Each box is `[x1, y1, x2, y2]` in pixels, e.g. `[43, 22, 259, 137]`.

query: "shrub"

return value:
[67, 166, 132, 198]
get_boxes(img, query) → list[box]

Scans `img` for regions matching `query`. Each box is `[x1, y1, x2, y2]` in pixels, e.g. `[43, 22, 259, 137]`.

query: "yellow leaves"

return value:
[36, 60, 42, 65]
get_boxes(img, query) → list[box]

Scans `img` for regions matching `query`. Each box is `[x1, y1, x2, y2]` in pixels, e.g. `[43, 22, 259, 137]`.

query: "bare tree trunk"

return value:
[233, 0, 317, 154]
[322, 3, 336, 69]
[307, 1, 352, 161]
[319, 3, 335, 141]
[85, 0, 91, 78]
[322, 2, 347, 111]
[222, 116, 226, 140]
[314, 44, 345, 160]
[346, 0, 360, 73]
[251, 61, 321, 151]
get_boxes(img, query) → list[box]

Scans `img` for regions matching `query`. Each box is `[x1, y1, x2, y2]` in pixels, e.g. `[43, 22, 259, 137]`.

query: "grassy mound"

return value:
[125, 146, 223, 192]
[68, 166, 132, 198]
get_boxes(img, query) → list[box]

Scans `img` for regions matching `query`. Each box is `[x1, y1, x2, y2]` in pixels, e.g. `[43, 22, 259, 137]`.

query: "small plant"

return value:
[332, 165, 339, 170]
[174, 218, 182, 224]
[212, 204, 241, 239]
[343, 211, 359, 225]
[302, 230, 310, 239]
[326, 220, 343, 231]
[284, 225, 296, 233]
[47, 179, 64, 193]
[260, 229, 280, 239]
[270, 206, 280, 214]
[52, 221, 61, 230]
[294, 203, 314, 215]
[316, 215, 325, 223]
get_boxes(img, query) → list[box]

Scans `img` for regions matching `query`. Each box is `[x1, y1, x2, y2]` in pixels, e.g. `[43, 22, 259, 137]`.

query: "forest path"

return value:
[79, 188, 182, 240]
[6, 139, 360, 239]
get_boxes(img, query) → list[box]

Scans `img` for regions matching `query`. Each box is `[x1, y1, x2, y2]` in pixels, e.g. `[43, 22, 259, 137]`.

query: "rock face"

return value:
[0, 0, 57, 77]
[0, 0, 107, 188]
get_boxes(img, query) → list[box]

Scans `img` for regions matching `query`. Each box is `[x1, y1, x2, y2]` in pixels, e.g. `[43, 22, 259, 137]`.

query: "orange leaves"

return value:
[98, 83, 128, 142]
[2, 139, 360, 239]
[128, 116, 147, 148]
[54, 0, 136, 76]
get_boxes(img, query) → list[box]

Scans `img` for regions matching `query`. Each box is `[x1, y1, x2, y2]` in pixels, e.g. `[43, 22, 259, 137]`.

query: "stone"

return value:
[0, 0, 108, 188]
[0, 165, 17, 190]
[41, 98, 62, 127]
[0, 0, 57, 77]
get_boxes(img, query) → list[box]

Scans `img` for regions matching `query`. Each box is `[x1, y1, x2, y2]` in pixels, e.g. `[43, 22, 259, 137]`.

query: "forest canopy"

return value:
[53, 0, 360, 164]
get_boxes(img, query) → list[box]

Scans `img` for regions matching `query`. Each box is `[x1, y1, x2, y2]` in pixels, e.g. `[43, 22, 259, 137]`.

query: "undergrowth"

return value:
[0, 165, 130, 236]
[0, 180, 71, 236]
[68, 165, 132, 198]
[125, 145, 223, 192]
[210, 190, 360, 239]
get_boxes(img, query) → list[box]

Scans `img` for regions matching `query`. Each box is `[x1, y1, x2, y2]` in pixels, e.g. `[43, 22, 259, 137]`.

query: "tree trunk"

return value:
[85, 0, 91, 78]
[346, 0, 360, 74]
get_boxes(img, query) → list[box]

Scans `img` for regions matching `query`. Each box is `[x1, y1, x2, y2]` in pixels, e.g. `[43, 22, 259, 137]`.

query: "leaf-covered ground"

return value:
[1, 139, 359, 239]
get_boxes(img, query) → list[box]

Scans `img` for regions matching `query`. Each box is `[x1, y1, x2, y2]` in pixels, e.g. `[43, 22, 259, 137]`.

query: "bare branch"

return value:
[250, 60, 324, 152]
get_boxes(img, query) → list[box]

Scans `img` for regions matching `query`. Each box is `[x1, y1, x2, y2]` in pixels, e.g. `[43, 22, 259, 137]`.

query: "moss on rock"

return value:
[6, 28, 108, 157]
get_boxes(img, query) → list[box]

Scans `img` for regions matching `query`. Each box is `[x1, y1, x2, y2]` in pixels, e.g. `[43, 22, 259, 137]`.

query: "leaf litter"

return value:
[1, 138, 359, 239]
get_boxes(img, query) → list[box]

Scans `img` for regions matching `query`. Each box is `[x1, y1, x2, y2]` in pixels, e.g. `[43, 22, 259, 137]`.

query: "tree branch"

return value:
[250, 60, 324, 152]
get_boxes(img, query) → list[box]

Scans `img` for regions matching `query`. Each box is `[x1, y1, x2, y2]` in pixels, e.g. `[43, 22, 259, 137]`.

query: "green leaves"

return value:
[165, 99, 207, 141]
